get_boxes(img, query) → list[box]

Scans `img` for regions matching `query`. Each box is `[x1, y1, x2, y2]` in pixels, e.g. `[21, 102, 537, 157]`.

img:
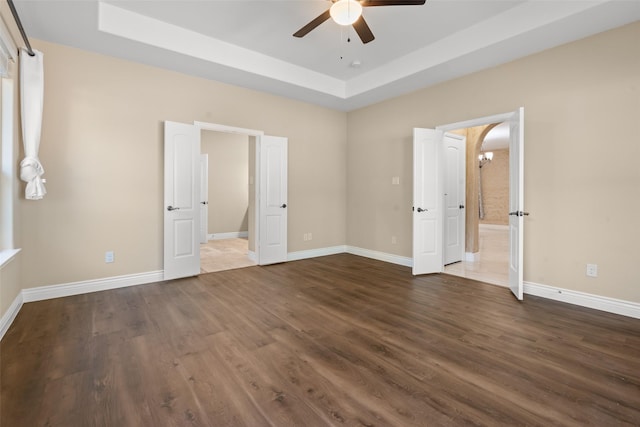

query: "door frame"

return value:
[434, 109, 524, 283]
[193, 121, 266, 264]
[199, 154, 209, 244]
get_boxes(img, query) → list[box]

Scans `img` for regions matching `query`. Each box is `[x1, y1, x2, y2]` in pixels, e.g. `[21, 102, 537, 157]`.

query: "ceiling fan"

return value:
[293, 0, 427, 44]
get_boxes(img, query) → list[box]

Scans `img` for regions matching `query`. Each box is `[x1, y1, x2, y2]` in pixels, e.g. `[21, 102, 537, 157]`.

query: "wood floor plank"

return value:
[2, 254, 639, 426]
[208, 331, 329, 426]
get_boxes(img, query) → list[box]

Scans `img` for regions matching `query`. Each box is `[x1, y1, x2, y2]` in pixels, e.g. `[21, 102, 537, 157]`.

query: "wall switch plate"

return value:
[105, 251, 114, 263]
[391, 236, 397, 244]
[392, 176, 400, 185]
[586, 263, 597, 277]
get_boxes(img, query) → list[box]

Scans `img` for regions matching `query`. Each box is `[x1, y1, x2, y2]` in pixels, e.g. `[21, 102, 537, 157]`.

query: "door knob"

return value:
[509, 211, 530, 216]
[200, 201, 208, 205]
[281, 204, 287, 208]
[417, 207, 427, 212]
[459, 204, 465, 209]
[167, 206, 180, 211]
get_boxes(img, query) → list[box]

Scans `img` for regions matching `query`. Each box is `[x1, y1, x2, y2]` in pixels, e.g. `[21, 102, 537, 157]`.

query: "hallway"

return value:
[445, 224, 509, 287]
[200, 238, 256, 273]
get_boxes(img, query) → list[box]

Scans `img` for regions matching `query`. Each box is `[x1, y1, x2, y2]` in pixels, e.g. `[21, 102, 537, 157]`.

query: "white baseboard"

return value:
[2, 255, 638, 344]
[0, 291, 23, 341]
[288, 245, 347, 262]
[209, 231, 248, 241]
[343, 247, 640, 319]
[21, 270, 165, 303]
[524, 281, 640, 319]
[346, 246, 413, 267]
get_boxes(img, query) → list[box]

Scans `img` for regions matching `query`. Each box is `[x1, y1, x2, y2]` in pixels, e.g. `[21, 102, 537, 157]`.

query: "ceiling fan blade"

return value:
[293, 9, 331, 38]
[353, 16, 375, 44]
[362, 0, 426, 6]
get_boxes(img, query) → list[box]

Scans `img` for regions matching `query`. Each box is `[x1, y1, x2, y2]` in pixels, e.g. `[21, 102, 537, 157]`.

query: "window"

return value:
[0, 17, 19, 267]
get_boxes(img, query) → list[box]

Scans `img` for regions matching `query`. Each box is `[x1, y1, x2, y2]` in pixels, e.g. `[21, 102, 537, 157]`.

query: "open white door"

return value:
[444, 133, 466, 265]
[508, 108, 525, 300]
[199, 154, 209, 244]
[164, 121, 201, 280]
[413, 128, 444, 275]
[258, 135, 288, 265]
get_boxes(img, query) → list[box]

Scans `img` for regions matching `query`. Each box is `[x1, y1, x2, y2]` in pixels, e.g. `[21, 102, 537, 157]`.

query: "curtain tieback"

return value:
[20, 156, 47, 200]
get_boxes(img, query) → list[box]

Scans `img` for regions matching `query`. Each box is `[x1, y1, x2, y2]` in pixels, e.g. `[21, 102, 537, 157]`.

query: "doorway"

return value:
[444, 122, 510, 286]
[163, 121, 288, 280]
[199, 130, 256, 273]
[412, 108, 525, 300]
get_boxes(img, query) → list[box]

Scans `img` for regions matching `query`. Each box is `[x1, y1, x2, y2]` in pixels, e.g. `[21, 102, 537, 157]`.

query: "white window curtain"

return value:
[19, 48, 46, 200]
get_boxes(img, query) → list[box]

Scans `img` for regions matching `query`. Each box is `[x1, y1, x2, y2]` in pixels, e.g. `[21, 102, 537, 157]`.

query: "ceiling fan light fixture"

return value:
[330, 0, 363, 26]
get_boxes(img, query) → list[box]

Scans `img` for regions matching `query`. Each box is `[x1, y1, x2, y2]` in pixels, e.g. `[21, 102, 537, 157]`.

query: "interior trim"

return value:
[0, 290, 22, 341]
[2, 250, 638, 342]
[0, 248, 20, 269]
[524, 281, 640, 320]
[22, 270, 164, 303]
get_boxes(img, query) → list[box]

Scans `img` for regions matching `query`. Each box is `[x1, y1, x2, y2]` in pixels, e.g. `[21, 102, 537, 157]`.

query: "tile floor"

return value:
[444, 224, 509, 287]
[200, 237, 256, 273]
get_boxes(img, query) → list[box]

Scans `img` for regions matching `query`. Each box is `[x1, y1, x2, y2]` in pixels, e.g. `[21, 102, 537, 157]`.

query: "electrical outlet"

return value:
[105, 251, 114, 263]
[391, 176, 400, 185]
[303, 233, 308, 241]
[586, 263, 598, 277]
[391, 236, 397, 244]
[308, 233, 312, 241]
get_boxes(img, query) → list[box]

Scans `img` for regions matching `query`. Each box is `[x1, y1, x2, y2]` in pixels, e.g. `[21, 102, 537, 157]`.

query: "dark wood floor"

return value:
[2, 254, 639, 426]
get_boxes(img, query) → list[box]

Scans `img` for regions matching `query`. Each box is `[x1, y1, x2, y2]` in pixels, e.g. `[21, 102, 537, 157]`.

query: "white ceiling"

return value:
[13, 0, 640, 111]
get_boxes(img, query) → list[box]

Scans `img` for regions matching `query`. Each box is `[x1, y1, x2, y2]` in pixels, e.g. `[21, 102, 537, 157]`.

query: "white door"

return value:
[200, 154, 209, 244]
[258, 135, 288, 265]
[444, 133, 466, 265]
[164, 121, 201, 280]
[413, 128, 443, 275]
[508, 107, 525, 300]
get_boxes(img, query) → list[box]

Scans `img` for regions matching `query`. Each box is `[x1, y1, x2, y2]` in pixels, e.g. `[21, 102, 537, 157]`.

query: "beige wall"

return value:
[347, 22, 640, 303]
[2, 18, 639, 325]
[18, 39, 347, 289]
[201, 131, 249, 235]
[480, 149, 509, 226]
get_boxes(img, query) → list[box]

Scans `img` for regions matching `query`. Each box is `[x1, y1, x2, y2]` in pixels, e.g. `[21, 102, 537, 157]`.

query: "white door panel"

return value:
[175, 220, 195, 255]
[508, 108, 525, 300]
[164, 121, 201, 280]
[444, 134, 466, 265]
[413, 128, 443, 275]
[259, 135, 288, 265]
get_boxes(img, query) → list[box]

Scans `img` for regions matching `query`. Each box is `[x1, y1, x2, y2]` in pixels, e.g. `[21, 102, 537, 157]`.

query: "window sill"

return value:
[0, 248, 21, 269]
